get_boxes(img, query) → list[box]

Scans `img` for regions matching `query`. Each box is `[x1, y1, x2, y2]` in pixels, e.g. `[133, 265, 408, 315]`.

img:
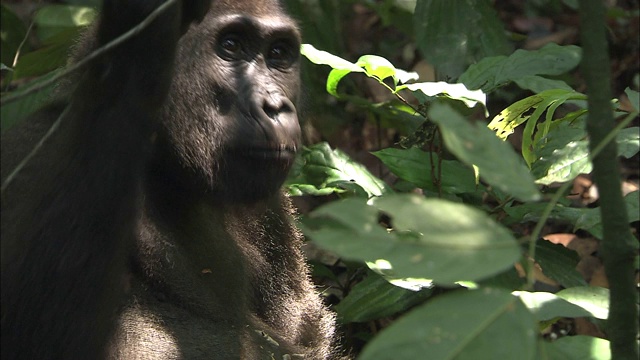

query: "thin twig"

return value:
[0, 0, 179, 106]
[1, 0, 179, 194]
[1, 106, 69, 194]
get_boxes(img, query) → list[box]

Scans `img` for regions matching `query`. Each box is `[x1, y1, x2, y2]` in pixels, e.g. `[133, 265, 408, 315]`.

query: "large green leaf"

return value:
[303, 194, 521, 284]
[334, 273, 432, 323]
[359, 288, 537, 360]
[503, 191, 639, 239]
[1, 4, 28, 66]
[372, 147, 477, 194]
[34, 5, 96, 41]
[514, 291, 592, 321]
[414, 0, 511, 80]
[514, 75, 573, 93]
[286, 142, 390, 197]
[13, 27, 83, 79]
[1, 70, 62, 132]
[533, 126, 640, 185]
[428, 102, 540, 201]
[626, 88, 639, 112]
[398, 82, 486, 109]
[459, 43, 581, 93]
[535, 239, 586, 288]
[488, 89, 587, 166]
[301, 44, 418, 97]
[539, 336, 610, 360]
[556, 287, 609, 320]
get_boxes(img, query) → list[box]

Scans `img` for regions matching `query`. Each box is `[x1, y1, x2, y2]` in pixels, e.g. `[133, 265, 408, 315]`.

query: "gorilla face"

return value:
[158, 1, 302, 203]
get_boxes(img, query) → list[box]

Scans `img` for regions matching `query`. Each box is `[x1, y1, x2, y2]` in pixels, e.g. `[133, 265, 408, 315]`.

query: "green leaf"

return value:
[514, 75, 573, 93]
[513, 291, 592, 321]
[414, 0, 511, 80]
[301, 45, 418, 96]
[533, 126, 640, 185]
[459, 43, 581, 93]
[34, 5, 96, 41]
[303, 194, 521, 284]
[456, 56, 506, 93]
[623, 190, 639, 222]
[356, 55, 398, 84]
[540, 336, 610, 360]
[477, 267, 526, 290]
[496, 44, 581, 84]
[503, 191, 639, 239]
[13, 27, 83, 79]
[535, 239, 586, 289]
[1, 69, 62, 132]
[616, 126, 640, 158]
[488, 89, 587, 166]
[334, 273, 432, 323]
[428, 102, 541, 201]
[555, 287, 609, 320]
[625, 88, 639, 112]
[533, 140, 590, 185]
[488, 94, 546, 140]
[325, 68, 351, 97]
[399, 81, 486, 109]
[359, 288, 537, 360]
[1, 4, 28, 66]
[300, 44, 363, 72]
[372, 147, 477, 194]
[286, 142, 390, 197]
[504, 202, 577, 225]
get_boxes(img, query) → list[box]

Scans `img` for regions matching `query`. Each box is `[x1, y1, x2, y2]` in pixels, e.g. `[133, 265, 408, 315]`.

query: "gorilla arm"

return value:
[0, 1, 207, 359]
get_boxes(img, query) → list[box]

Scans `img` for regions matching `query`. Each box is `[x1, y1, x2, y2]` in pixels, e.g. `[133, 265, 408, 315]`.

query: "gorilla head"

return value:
[156, 0, 302, 203]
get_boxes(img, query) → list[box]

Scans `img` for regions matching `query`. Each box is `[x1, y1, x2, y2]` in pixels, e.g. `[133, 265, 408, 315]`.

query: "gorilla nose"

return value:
[249, 91, 301, 146]
[262, 92, 295, 123]
[262, 93, 293, 116]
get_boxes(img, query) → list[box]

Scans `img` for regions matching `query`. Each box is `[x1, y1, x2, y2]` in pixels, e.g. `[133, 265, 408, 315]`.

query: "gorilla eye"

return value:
[220, 35, 242, 54]
[267, 42, 294, 67]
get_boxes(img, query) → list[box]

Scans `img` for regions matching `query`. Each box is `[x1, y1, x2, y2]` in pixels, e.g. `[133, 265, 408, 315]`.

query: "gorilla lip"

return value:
[238, 144, 297, 160]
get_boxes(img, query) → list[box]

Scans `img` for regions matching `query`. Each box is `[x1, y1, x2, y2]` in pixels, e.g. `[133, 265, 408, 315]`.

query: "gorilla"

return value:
[0, 0, 339, 359]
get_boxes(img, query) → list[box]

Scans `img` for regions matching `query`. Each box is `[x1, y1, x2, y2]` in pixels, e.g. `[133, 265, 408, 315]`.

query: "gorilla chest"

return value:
[110, 292, 292, 360]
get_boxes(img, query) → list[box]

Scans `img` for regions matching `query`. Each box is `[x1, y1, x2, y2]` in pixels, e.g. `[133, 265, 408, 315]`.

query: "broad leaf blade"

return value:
[428, 102, 540, 201]
[334, 273, 432, 323]
[373, 147, 477, 194]
[304, 194, 521, 284]
[359, 289, 537, 360]
[514, 291, 591, 321]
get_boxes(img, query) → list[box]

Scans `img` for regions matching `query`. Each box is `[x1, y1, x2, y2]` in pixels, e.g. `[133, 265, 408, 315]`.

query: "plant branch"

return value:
[578, 1, 639, 359]
[0, 0, 179, 106]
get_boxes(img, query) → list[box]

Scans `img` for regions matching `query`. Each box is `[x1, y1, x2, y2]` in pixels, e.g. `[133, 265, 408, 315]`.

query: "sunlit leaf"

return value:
[556, 287, 609, 320]
[303, 194, 521, 284]
[513, 291, 592, 321]
[540, 336, 610, 360]
[399, 81, 486, 109]
[286, 142, 390, 197]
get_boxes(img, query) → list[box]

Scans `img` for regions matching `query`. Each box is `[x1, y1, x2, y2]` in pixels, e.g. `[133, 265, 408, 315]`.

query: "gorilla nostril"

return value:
[262, 93, 292, 121]
[264, 103, 279, 120]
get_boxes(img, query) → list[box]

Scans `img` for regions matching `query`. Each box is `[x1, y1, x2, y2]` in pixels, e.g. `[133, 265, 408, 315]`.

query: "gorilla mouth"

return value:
[237, 144, 298, 161]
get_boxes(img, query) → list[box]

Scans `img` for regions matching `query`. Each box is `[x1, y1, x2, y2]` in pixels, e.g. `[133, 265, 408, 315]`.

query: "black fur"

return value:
[1, 1, 338, 359]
